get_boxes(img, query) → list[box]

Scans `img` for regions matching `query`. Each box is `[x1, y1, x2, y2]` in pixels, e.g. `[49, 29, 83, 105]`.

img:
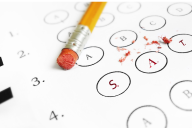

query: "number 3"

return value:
[31, 77, 40, 86]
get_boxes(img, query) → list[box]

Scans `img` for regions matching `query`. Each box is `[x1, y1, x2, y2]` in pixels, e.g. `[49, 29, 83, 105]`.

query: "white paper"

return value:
[0, 2, 192, 128]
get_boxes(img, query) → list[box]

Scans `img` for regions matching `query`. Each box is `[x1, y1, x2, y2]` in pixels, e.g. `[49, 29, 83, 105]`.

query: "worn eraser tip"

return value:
[57, 49, 78, 70]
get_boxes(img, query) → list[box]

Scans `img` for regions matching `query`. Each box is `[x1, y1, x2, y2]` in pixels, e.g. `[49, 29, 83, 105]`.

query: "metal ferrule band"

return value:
[64, 25, 91, 59]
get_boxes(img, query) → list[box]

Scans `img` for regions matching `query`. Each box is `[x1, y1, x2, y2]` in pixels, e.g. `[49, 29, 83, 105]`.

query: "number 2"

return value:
[17, 50, 26, 58]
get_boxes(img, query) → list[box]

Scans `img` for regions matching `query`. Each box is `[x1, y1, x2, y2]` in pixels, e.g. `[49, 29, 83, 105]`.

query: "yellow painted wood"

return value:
[79, 2, 107, 32]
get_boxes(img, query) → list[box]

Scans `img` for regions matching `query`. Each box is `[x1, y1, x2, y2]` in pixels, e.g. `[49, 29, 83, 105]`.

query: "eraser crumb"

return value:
[125, 51, 131, 56]
[146, 42, 151, 45]
[144, 36, 148, 41]
[151, 41, 160, 45]
[117, 47, 127, 52]
[159, 36, 172, 44]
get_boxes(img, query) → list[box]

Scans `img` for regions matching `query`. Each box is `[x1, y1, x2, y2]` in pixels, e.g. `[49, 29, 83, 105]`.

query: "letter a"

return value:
[149, 59, 157, 68]
[143, 118, 151, 127]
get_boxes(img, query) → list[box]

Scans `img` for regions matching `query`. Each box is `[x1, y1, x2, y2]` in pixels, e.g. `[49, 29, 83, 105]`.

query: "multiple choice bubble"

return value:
[168, 34, 192, 53]
[135, 51, 168, 74]
[139, 15, 166, 31]
[96, 13, 114, 27]
[96, 71, 131, 97]
[44, 10, 69, 24]
[117, 2, 141, 14]
[127, 105, 167, 128]
[170, 80, 192, 111]
[110, 30, 137, 48]
[75, 2, 90, 12]
[57, 26, 75, 43]
[168, 3, 192, 16]
[76, 46, 104, 67]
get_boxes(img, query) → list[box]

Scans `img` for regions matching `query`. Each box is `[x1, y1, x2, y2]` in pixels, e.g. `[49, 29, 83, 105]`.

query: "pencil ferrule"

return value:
[65, 25, 91, 58]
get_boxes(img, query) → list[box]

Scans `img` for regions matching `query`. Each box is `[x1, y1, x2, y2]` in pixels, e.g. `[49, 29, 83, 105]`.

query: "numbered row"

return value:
[44, 2, 192, 25]
[27, 74, 192, 126]
[58, 25, 192, 51]
[0, 40, 191, 73]
[97, 71, 192, 111]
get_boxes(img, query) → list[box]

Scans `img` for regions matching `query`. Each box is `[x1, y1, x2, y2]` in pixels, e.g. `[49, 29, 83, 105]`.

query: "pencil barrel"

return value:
[64, 25, 91, 58]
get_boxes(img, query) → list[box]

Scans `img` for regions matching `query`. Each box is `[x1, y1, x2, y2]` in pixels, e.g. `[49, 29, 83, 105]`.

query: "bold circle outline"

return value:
[44, 10, 69, 24]
[167, 2, 192, 16]
[135, 51, 168, 74]
[139, 15, 166, 31]
[96, 71, 131, 97]
[117, 2, 141, 14]
[127, 105, 168, 128]
[109, 30, 138, 48]
[169, 80, 192, 111]
[76, 46, 104, 67]
[167, 34, 192, 53]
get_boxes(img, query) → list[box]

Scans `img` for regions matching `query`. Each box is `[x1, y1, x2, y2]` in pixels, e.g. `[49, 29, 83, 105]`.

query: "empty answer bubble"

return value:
[127, 105, 167, 128]
[96, 13, 114, 27]
[170, 80, 192, 111]
[75, 2, 90, 12]
[96, 71, 131, 97]
[44, 10, 69, 24]
[76, 46, 104, 67]
[110, 30, 137, 48]
[167, 3, 192, 16]
[117, 2, 141, 14]
[135, 51, 168, 74]
[168, 34, 192, 53]
[57, 26, 75, 43]
[139, 15, 166, 31]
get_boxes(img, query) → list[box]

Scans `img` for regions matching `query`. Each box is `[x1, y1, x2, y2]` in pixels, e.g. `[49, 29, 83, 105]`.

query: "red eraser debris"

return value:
[151, 40, 160, 45]
[57, 49, 78, 70]
[144, 36, 148, 41]
[159, 36, 172, 44]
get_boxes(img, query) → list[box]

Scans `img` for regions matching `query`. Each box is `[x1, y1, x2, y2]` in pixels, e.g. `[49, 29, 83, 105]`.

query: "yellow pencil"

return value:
[57, 2, 107, 70]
